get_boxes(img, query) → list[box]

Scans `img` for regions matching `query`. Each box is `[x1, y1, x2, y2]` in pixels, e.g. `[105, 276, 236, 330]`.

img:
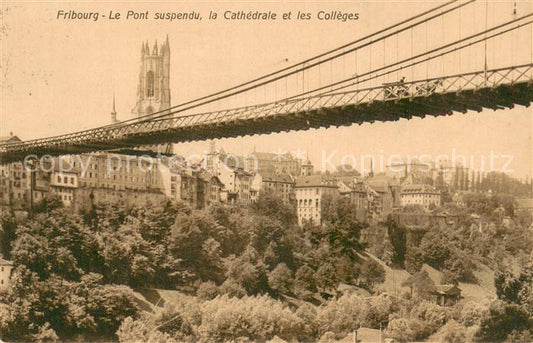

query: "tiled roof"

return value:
[435, 284, 461, 294]
[197, 172, 215, 181]
[260, 172, 294, 183]
[365, 174, 399, 193]
[0, 135, 21, 144]
[248, 151, 295, 161]
[295, 174, 337, 188]
[401, 184, 440, 194]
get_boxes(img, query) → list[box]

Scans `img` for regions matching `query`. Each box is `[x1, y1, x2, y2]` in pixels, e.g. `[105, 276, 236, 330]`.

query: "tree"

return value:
[197, 295, 304, 342]
[169, 212, 223, 283]
[430, 320, 468, 343]
[197, 281, 219, 300]
[319, 193, 366, 260]
[460, 301, 488, 327]
[223, 246, 268, 295]
[358, 258, 385, 291]
[33, 194, 63, 214]
[463, 170, 470, 191]
[385, 218, 407, 267]
[315, 294, 368, 338]
[386, 318, 417, 342]
[268, 263, 293, 294]
[84, 284, 139, 337]
[402, 270, 436, 300]
[315, 262, 339, 293]
[294, 265, 317, 294]
[475, 300, 531, 342]
[251, 192, 297, 227]
[0, 210, 17, 259]
[117, 317, 179, 343]
[366, 295, 393, 329]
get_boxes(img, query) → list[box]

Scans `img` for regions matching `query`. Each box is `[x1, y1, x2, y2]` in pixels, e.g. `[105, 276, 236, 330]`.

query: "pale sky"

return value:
[1, 0, 532, 178]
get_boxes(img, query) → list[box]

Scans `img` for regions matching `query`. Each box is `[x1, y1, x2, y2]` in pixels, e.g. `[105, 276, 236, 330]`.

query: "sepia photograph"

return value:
[0, 0, 532, 342]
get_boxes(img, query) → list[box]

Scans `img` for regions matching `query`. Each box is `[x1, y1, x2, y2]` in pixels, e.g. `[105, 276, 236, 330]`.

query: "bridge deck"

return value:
[1, 64, 532, 163]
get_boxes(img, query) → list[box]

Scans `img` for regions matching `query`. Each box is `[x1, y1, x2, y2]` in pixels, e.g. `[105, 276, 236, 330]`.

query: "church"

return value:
[111, 36, 173, 154]
[131, 36, 171, 119]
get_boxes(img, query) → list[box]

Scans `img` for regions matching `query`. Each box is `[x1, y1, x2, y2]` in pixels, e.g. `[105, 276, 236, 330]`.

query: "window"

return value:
[57, 176, 61, 183]
[146, 71, 155, 97]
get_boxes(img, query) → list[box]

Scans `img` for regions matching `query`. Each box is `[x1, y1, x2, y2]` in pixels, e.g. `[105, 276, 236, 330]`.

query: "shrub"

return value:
[429, 320, 468, 343]
[386, 318, 415, 342]
[116, 316, 179, 343]
[460, 301, 488, 327]
[410, 301, 455, 328]
[196, 281, 218, 300]
[294, 302, 318, 340]
[198, 295, 304, 342]
[218, 279, 247, 298]
[366, 295, 394, 328]
[315, 294, 368, 338]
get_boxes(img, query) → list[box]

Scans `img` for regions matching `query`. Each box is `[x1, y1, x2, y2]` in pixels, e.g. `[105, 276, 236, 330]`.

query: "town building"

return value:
[338, 178, 371, 222]
[401, 184, 441, 210]
[386, 159, 433, 181]
[244, 151, 301, 175]
[160, 164, 197, 206]
[204, 148, 253, 204]
[0, 136, 53, 210]
[50, 167, 78, 207]
[295, 174, 338, 226]
[0, 134, 27, 208]
[54, 154, 165, 192]
[433, 284, 462, 306]
[300, 159, 314, 176]
[0, 161, 29, 208]
[46, 154, 168, 210]
[251, 171, 295, 204]
[366, 174, 401, 220]
[0, 133, 21, 146]
[197, 172, 224, 209]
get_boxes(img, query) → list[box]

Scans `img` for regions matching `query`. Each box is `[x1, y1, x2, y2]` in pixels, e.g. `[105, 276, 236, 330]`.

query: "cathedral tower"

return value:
[131, 36, 171, 118]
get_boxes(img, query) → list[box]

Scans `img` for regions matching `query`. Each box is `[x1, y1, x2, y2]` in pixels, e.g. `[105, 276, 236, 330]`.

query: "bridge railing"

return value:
[1, 63, 532, 156]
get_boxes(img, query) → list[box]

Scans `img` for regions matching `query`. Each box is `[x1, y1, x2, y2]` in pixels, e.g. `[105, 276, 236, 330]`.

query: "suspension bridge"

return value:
[1, 0, 532, 163]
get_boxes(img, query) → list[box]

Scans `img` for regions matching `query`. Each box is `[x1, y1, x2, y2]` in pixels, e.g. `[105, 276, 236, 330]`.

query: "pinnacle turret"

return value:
[110, 92, 118, 124]
[144, 41, 150, 55]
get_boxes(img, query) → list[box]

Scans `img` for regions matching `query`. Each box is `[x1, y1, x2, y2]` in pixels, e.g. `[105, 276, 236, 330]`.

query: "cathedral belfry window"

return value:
[146, 71, 155, 97]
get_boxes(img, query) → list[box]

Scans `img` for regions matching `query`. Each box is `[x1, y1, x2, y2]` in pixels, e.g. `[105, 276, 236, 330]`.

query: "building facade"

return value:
[295, 175, 338, 226]
[401, 184, 441, 210]
[251, 171, 295, 204]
